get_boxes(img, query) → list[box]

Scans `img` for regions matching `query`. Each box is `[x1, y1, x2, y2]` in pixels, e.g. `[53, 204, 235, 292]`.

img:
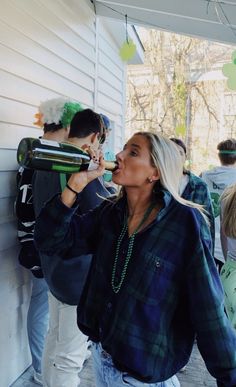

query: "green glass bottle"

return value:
[17, 137, 117, 173]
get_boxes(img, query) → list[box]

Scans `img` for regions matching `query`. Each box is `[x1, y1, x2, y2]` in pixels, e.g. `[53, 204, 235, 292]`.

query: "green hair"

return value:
[61, 102, 83, 127]
[38, 98, 84, 129]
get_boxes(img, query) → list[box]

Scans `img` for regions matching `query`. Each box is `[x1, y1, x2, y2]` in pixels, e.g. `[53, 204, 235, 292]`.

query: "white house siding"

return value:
[96, 19, 126, 153]
[0, 0, 128, 385]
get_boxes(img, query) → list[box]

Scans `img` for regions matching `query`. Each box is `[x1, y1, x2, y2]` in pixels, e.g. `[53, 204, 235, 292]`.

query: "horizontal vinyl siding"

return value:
[0, 123, 41, 149]
[0, 246, 21, 274]
[0, 197, 15, 220]
[97, 20, 126, 154]
[0, 0, 96, 115]
[0, 149, 18, 171]
[0, 95, 47, 151]
[0, 1, 126, 385]
[0, 171, 17, 199]
[0, 43, 94, 107]
[0, 302, 31, 385]
[0, 1, 97, 385]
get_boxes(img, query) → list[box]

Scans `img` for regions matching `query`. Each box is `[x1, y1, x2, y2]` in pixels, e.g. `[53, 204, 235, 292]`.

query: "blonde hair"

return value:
[134, 132, 207, 218]
[221, 185, 236, 238]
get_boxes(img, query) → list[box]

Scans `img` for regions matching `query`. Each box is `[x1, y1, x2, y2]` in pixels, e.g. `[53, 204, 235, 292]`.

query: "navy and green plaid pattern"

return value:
[35, 191, 236, 386]
[182, 172, 215, 247]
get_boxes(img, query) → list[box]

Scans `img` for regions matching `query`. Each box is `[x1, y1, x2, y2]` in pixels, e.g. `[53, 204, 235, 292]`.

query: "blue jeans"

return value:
[27, 274, 49, 373]
[91, 342, 180, 387]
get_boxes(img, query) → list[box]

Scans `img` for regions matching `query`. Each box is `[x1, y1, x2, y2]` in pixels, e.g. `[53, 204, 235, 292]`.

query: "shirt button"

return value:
[107, 302, 112, 309]
[155, 260, 161, 268]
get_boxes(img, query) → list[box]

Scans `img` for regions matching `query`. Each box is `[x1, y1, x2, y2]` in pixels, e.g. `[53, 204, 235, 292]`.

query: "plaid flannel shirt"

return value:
[182, 171, 215, 247]
[35, 190, 236, 386]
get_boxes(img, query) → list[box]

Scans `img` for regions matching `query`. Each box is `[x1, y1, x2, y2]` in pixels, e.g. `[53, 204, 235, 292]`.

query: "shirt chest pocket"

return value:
[126, 252, 179, 306]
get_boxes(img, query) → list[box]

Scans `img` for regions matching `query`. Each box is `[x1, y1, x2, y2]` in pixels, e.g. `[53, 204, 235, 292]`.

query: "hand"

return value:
[70, 149, 105, 187]
[61, 151, 105, 208]
[70, 160, 104, 189]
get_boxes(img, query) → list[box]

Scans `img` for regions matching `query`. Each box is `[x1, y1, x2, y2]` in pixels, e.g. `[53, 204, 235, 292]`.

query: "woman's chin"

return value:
[112, 172, 122, 184]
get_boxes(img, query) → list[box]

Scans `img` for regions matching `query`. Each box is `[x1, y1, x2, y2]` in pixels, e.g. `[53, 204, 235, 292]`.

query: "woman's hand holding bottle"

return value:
[61, 149, 105, 207]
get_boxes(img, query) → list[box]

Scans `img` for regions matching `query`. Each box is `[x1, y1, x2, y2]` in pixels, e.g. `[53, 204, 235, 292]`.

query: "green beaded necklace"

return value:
[111, 202, 155, 293]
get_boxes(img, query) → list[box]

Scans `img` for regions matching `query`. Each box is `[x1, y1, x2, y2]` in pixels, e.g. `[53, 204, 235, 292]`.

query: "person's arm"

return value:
[220, 225, 228, 261]
[15, 168, 35, 242]
[190, 182, 215, 252]
[15, 168, 43, 277]
[186, 219, 236, 386]
[203, 185, 215, 252]
[34, 153, 105, 256]
[220, 205, 228, 261]
[61, 152, 105, 207]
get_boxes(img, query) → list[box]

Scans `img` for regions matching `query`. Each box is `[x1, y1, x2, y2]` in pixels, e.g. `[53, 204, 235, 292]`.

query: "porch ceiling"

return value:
[93, 0, 236, 45]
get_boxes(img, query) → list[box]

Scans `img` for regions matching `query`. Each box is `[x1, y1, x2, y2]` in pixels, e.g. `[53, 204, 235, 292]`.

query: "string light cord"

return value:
[125, 14, 129, 43]
[203, 0, 236, 5]
[94, 2, 167, 30]
[214, 0, 236, 40]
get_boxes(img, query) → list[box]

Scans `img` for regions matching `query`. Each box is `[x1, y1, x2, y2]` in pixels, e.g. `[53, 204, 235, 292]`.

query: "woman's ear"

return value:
[148, 169, 160, 184]
[151, 168, 160, 182]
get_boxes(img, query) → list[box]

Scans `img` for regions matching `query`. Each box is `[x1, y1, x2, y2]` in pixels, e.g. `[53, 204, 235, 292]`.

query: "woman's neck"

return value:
[125, 188, 161, 236]
[126, 188, 154, 217]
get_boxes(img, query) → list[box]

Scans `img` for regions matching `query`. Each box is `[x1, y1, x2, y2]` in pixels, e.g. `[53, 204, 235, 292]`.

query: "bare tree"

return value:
[127, 29, 232, 171]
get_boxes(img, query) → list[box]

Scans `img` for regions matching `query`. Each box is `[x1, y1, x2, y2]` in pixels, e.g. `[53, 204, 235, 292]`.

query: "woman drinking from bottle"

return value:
[35, 132, 236, 387]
